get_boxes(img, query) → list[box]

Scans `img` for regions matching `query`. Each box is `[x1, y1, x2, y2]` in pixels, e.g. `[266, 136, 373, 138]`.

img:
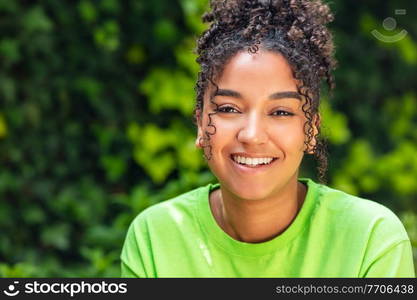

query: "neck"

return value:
[210, 179, 307, 243]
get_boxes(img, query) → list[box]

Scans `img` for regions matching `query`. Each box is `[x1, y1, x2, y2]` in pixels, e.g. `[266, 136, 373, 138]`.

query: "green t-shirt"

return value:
[120, 178, 415, 277]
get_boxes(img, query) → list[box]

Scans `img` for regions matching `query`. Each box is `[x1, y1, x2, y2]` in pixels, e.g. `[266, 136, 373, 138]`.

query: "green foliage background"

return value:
[0, 0, 416, 277]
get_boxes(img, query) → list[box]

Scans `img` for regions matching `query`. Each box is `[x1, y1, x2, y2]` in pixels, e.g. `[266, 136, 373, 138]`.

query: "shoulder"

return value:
[313, 182, 409, 242]
[129, 183, 211, 229]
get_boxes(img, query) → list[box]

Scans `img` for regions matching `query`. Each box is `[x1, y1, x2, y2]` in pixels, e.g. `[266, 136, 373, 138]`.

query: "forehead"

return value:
[216, 49, 297, 92]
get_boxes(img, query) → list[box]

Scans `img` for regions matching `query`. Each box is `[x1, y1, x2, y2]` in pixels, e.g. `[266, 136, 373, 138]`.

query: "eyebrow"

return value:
[214, 89, 301, 101]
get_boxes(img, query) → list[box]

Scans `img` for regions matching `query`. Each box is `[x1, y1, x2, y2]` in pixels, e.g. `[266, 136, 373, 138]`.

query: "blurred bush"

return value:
[0, 0, 416, 276]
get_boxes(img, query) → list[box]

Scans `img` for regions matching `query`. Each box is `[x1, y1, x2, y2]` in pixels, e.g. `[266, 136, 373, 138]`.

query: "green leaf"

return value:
[41, 223, 71, 251]
[21, 6, 53, 33]
[78, 0, 97, 23]
[153, 19, 179, 45]
[0, 113, 7, 138]
[140, 68, 195, 115]
[94, 20, 120, 51]
[320, 99, 351, 145]
[0, 39, 20, 64]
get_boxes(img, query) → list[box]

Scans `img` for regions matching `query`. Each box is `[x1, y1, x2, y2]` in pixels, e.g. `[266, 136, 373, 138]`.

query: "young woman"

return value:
[121, 0, 415, 277]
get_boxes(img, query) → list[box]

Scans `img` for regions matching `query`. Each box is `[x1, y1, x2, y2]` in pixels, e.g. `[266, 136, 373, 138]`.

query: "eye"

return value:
[215, 106, 240, 113]
[271, 110, 294, 117]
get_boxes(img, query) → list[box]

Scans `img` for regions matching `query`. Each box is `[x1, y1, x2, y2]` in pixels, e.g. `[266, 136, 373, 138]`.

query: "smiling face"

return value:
[196, 49, 318, 201]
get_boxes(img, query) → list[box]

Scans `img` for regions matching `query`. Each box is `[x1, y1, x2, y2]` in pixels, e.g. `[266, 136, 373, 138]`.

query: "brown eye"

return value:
[215, 106, 239, 113]
[272, 110, 294, 116]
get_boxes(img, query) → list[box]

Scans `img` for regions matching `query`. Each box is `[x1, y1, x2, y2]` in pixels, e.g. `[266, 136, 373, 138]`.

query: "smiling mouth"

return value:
[230, 155, 278, 168]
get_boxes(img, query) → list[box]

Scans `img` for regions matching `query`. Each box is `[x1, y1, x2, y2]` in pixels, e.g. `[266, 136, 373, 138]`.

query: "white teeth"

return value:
[232, 155, 275, 166]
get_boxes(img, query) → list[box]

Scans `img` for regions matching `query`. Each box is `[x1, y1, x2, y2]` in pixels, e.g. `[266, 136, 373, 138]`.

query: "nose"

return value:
[237, 113, 268, 145]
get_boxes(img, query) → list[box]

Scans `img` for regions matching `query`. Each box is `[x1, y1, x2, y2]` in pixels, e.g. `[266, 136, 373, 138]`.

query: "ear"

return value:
[195, 109, 203, 149]
[306, 113, 320, 154]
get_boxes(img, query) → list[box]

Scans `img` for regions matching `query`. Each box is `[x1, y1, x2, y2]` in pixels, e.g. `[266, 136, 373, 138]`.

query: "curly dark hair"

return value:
[193, 0, 336, 184]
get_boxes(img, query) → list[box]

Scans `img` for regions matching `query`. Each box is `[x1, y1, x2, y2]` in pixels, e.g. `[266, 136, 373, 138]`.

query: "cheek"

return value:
[270, 121, 306, 152]
[206, 121, 236, 151]
[200, 115, 228, 152]
[202, 122, 235, 174]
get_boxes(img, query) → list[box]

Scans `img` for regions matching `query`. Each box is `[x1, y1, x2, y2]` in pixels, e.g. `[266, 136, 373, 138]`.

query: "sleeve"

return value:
[362, 240, 415, 278]
[120, 217, 151, 278]
[121, 260, 143, 278]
